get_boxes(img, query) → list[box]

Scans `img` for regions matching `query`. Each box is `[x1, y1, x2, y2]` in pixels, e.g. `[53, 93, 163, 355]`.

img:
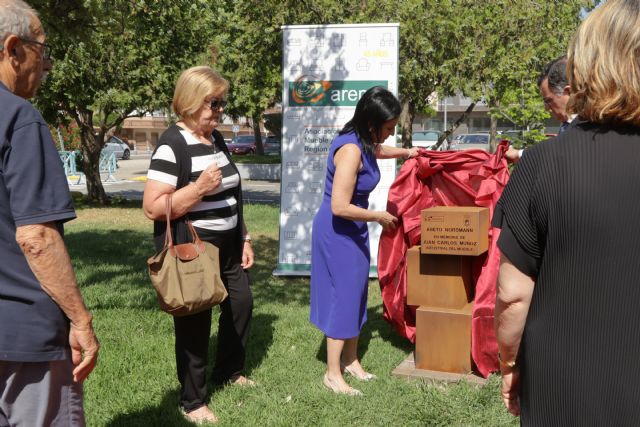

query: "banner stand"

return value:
[274, 23, 400, 278]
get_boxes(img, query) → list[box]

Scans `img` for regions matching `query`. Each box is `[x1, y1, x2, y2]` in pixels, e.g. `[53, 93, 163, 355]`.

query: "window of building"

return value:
[469, 117, 491, 132]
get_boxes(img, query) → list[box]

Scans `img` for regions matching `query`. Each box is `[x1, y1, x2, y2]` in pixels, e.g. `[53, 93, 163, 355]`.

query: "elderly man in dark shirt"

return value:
[537, 56, 572, 129]
[0, 1, 99, 425]
[505, 56, 573, 163]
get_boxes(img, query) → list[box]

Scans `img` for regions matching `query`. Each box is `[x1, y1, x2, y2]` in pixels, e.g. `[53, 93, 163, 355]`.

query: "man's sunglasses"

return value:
[208, 98, 228, 110]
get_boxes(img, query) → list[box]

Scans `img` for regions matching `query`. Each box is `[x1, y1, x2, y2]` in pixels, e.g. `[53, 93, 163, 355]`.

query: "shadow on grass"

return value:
[360, 304, 413, 353]
[249, 237, 279, 280]
[105, 388, 192, 427]
[244, 312, 277, 374]
[106, 313, 276, 426]
[314, 304, 413, 363]
[249, 237, 311, 307]
[66, 229, 309, 315]
[65, 229, 154, 289]
[208, 312, 277, 383]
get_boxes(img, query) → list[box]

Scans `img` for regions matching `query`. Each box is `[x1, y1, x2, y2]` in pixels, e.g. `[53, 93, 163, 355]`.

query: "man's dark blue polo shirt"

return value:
[0, 81, 76, 361]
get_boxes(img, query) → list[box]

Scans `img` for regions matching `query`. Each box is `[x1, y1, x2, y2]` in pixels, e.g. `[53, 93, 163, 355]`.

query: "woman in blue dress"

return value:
[310, 87, 419, 395]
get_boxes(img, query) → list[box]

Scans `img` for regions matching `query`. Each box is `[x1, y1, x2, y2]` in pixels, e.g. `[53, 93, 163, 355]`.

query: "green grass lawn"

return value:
[230, 154, 281, 164]
[65, 202, 516, 426]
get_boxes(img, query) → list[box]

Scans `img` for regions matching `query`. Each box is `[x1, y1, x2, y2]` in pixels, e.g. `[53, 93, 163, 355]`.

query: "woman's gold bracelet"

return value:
[498, 352, 517, 369]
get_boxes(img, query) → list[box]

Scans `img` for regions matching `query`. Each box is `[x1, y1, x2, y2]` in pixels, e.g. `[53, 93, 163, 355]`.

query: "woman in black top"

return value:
[494, 1, 640, 425]
[143, 66, 254, 424]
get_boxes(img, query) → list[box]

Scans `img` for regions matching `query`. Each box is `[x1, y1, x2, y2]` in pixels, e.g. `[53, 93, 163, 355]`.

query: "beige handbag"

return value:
[147, 195, 228, 316]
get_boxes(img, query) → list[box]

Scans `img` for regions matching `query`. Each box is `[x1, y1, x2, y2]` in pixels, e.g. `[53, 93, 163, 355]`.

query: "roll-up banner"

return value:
[274, 23, 400, 277]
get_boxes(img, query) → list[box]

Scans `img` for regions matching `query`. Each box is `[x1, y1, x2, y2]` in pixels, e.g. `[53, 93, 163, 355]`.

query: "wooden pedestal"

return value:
[406, 246, 473, 308]
[392, 353, 486, 385]
[414, 304, 472, 374]
[397, 209, 489, 380]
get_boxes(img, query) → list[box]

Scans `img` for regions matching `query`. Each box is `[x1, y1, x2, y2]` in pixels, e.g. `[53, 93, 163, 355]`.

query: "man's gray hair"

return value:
[0, 0, 38, 40]
[537, 56, 569, 95]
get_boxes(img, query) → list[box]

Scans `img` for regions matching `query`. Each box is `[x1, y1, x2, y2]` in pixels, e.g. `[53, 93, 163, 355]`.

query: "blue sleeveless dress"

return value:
[310, 132, 381, 339]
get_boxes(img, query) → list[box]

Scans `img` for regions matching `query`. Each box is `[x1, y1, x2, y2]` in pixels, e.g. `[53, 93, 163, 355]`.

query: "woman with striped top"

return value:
[143, 66, 254, 424]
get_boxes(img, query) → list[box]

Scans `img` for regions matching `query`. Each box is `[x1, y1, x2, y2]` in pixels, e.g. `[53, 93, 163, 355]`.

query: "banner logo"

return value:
[289, 77, 387, 107]
[292, 76, 332, 105]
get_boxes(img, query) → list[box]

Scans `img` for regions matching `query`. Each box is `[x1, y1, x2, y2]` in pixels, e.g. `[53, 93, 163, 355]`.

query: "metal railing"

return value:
[58, 151, 81, 184]
[58, 150, 117, 184]
[99, 150, 117, 182]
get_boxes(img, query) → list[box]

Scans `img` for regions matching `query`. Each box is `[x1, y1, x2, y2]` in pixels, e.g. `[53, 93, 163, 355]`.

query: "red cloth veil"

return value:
[377, 143, 510, 377]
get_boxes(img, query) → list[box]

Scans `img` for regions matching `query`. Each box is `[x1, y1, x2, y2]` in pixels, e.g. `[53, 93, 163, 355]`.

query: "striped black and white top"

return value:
[147, 129, 240, 231]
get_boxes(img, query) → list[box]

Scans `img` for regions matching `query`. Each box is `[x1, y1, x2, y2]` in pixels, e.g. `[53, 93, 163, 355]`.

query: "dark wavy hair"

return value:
[339, 86, 401, 155]
[537, 56, 568, 94]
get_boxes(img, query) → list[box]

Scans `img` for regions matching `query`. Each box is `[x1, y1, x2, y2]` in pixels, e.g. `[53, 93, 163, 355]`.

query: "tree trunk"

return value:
[399, 97, 415, 148]
[489, 99, 499, 153]
[78, 122, 109, 205]
[252, 114, 264, 155]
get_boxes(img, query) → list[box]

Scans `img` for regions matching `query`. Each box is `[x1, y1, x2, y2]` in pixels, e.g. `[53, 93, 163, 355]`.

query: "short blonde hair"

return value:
[567, 0, 640, 126]
[172, 66, 229, 121]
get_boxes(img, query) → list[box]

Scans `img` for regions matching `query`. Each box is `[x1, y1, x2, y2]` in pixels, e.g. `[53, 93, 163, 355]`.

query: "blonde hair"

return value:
[567, 0, 640, 126]
[172, 66, 229, 121]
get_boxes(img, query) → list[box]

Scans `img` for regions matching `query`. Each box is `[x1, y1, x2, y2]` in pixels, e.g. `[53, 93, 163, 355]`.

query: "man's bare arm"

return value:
[16, 222, 99, 381]
[16, 223, 92, 326]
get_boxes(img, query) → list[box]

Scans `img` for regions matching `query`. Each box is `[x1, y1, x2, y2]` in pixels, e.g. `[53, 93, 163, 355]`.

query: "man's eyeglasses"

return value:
[208, 98, 227, 110]
[20, 38, 51, 60]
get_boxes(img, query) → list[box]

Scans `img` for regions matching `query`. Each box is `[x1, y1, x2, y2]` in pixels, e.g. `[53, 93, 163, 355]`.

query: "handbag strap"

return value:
[186, 220, 203, 246]
[164, 194, 174, 249]
[163, 193, 202, 249]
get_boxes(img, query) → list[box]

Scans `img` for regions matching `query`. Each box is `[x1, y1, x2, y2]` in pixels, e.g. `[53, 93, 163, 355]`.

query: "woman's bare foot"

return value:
[323, 373, 362, 396]
[182, 405, 218, 424]
[341, 360, 377, 381]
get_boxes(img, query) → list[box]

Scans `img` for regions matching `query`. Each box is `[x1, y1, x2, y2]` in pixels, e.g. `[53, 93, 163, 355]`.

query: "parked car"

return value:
[499, 129, 524, 141]
[228, 135, 256, 155]
[102, 136, 131, 160]
[264, 136, 281, 156]
[227, 135, 279, 155]
[448, 133, 490, 152]
[411, 130, 449, 150]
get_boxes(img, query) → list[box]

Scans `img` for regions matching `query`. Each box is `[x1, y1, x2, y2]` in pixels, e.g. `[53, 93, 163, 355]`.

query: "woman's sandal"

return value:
[341, 364, 377, 381]
[323, 373, 363, 396]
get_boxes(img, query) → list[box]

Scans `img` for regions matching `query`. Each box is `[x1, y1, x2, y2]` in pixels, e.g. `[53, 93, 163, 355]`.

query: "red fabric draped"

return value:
[377, 142, 510, 378]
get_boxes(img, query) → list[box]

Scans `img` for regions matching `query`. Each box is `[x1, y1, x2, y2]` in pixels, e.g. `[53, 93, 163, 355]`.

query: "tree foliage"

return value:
[210, 1, 284, 154]
[449, 0, 594, 151]
[211, 0, 593, 151]
[490, 83, 551, 132]
[35, 0, 216, 203]
[32, 0, 595, 201]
